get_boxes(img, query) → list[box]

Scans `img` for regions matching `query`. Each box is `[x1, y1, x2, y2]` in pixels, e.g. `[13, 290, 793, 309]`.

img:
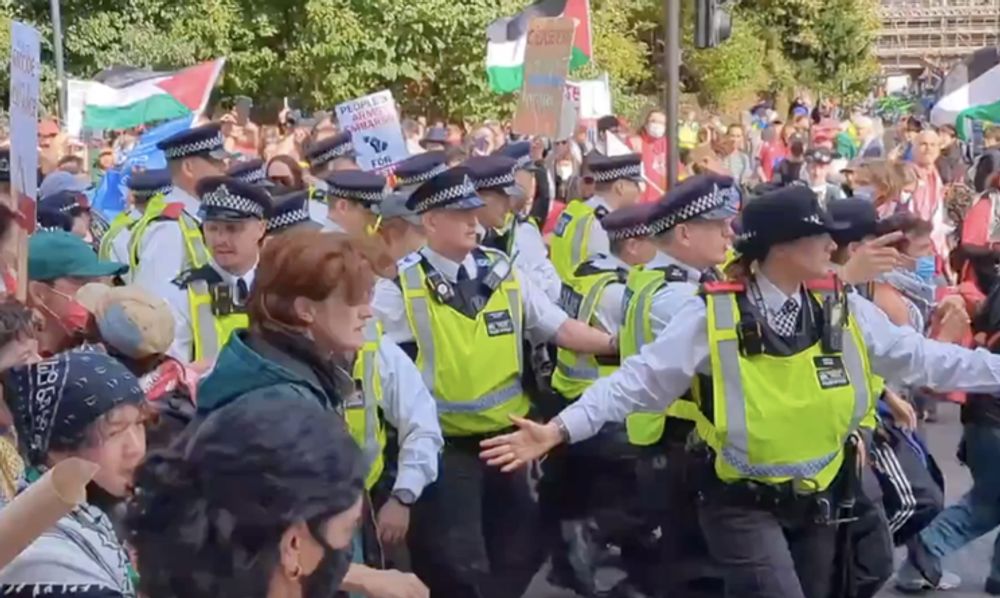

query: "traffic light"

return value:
[695, 0, 732, 49]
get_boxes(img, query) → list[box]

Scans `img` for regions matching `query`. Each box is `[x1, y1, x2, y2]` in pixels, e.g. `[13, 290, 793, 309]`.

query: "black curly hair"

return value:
[126, 393, 365, 598]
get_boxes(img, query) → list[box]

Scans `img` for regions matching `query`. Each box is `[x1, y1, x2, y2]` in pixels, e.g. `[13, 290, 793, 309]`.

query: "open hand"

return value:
[479, 415, 563, 472]
[839, 231, 912, 284]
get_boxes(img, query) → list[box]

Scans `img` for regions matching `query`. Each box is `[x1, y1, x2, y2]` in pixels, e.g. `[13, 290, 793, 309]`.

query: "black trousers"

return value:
[408, 442, 542, 598]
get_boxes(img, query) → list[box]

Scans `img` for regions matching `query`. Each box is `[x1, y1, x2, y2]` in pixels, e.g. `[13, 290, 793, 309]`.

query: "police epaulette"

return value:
[660, 264, 689, 283]
[700, 281, 745, 294]
[157, 202, 185, 220]
[594, 206, 609, 220]
[171, 265, 216, 289]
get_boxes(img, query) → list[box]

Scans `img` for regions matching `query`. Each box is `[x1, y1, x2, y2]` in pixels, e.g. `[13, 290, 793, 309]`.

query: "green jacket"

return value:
[197, 329, 343, 415]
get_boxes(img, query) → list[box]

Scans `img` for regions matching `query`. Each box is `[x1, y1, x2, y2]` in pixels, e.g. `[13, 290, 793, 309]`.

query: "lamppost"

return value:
[664, 0, 680, 188]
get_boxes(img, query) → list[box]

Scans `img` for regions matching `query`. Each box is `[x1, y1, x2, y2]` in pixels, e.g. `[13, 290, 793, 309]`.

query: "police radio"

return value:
[425, 270, 455, 303]
[483, 256, 512, 291]
[211, 284, 240, 316]
[822, 291, 846, 354]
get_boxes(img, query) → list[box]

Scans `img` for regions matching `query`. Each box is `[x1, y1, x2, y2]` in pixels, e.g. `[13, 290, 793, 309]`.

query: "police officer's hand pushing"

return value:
[482, 185, 1000, 598]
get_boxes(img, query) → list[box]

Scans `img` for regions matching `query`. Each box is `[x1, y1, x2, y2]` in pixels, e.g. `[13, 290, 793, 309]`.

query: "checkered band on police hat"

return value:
[593, 162, 642, 183]
[201, 184, 266, 218]
[134, 185, 172, 200]
[234, 165, 267, 185]
[327, 185, 385, 205]
[649, 183, 730, 234]
[163, 133, 226, 160]
[266, 206, 311, 233]
[607, 222, 652, 242]
[512, 153, 531, 170]
[412, 176, 478, 213]
[396, 162, 448, 187]
[312, 141, 355, 167]
[472, 171, 515, 191]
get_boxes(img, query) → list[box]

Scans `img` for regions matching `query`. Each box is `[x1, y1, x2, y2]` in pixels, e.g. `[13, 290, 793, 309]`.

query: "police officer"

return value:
[373, 166, 617, 598]
[99, 169, 172, 267]
[322, 170, 387, 235]
[545, 203, 658, 596]
[226, 158, 273, 188]
[264, 189, 322, 238]
[482, 184, 1000, 598]
[306, 131, 358, 179]
[170, 177, 269, 363]
[803, 147, 846, 207]
[377, 191, 426, 263]
[132, 124, 230, 338]
[550, 153, 645, 281]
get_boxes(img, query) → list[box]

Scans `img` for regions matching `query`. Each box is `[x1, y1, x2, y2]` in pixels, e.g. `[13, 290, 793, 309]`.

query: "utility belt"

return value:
[691, 439, 861, 527]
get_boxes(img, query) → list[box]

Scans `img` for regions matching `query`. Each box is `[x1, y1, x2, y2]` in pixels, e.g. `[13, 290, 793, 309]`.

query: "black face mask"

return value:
[302, 520, 354, 598]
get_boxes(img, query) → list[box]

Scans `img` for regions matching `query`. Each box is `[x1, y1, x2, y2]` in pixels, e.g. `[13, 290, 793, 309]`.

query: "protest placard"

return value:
[8, 21, 41, 300]
[512, 17, 576, 139]
[335, 90, 408, 172]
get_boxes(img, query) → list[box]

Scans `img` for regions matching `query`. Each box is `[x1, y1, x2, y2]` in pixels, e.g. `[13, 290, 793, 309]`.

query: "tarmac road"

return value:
[524, 402, 995, 597]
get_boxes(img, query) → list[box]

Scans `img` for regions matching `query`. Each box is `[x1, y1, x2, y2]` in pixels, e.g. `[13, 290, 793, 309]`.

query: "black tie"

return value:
[236, 278, 250, 302]
[456, 266, 469, 282]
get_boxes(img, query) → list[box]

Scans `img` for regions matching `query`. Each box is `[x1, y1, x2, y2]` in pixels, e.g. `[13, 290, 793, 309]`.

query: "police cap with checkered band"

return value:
[324, 171, 388, 207]
[588, 153, 644, 184]
[227, 158, 273, 187]
[463, 155, 519, 193]
[406, 166, 485, 214]
[392, 151, 449, 199]
[195, 176, 271, 222]
[601, 202, 656, 242]
[156, 123, 233, 162]
[647, 174, 740, 235]
[734, 185, 850, 260]
[266, 189, 322, 236]
[494, 141, 533, 171]
[127, 169, 172, 202]
[306, 132, 355, 169]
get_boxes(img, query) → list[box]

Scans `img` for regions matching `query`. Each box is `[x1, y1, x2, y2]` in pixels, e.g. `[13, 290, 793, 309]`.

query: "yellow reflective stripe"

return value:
[402, 265, 436, 390]
[555, 358, 599, 380]
[508, 287, 523, 373]
[188, 281, 220, 362]
[569, 213, 593, 268]
[178, 214, 210, 268]
[359, 320, 382, 469]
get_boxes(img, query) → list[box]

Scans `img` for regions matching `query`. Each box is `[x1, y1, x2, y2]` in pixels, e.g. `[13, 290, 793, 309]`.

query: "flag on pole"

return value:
[70, 59, 224, 131]
[486, 0, 592, 94]
[930, 47, 1000, 139]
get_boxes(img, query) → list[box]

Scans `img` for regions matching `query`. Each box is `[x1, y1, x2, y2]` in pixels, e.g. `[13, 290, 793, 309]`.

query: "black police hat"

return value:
[325, 171, 388, 207]
[0, 148, 9, 184]
[734, 186, 849, 259]
[463, 155, 518, 192]
[495, 141, 533, 170]
[420, 127, 449, 148]
[266, 190, 322, 236]
[127, 169, 172, 202]
[601, 202, 655, 242]
[588, 153, 643, 184]
[826, 198, 878, 245]
[195, 176, 271, 221]
[156, 123, 233, 162]
[227, 158, 273, 187]
[406, 167, 484, 214]
[306, 132, 355, 169]
[647, 174, 740, 235]
[392, 151, 449, 194]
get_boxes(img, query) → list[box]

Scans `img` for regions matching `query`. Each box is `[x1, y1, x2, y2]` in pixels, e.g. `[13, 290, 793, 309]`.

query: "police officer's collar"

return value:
[752, 273, 803, 312]
[645, 251, 701, 284]
[592, 253, 629, 272]
[210, 257, 258, 289]
[419, 246, 479, 283]
[587, 195, 612, 212]
[165, 186, 201, 223]
[322, 218, 347, 233]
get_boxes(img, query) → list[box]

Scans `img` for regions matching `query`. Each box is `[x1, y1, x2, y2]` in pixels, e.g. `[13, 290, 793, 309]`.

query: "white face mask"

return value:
[556, 163, 573, 180]
[647, 123, 666, 139]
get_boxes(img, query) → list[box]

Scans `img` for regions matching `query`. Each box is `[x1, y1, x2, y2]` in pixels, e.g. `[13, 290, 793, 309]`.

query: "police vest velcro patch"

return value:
[344, 387, 365, 409]
[553, 212, 573, 237]
[484, 310, 515, 336]
[558, 284, 584, 319]
[813, 355, 850, 389]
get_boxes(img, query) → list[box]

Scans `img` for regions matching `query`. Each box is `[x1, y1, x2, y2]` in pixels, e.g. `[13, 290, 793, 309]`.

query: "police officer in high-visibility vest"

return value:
[264, 189, 322, 239]
[304, 131, 358, 212]
[465, 155, 561, 301]
[170, 177, 268, 363]
[321, 171, 387, 235]
[131, 124, 229, 354]
[545, 203, 659, 596]
[622, 174, 739, 597]
[373, 166, 618, 598]
[550, 153, 645, 282]
[481, 185, 1000, 598]
[99, 169, 172, 269]
[226, 158, 273, 188]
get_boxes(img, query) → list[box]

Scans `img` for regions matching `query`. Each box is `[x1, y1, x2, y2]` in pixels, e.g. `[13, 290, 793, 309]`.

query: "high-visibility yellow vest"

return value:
[552, 258, 625, 399]
[175, 266, 249, 363]
[399, 248, 528, 437]
[98, 194, 169, 263]
[701, 284, 875, 491]
[128, 200, 210, 273]
[550, 199, 603, 282]
[346, 319, 387, 490]
[622, 266, 706, 446]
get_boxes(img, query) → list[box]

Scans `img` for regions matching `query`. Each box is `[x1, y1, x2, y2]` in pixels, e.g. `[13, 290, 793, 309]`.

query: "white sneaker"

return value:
[895, 560, 962, 593]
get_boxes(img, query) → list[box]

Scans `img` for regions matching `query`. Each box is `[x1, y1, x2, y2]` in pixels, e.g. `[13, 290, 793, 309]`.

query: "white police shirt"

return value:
[373, 246, 569, 347]
[322, 217, 346, 233]
[644, 251, 705, 337]
[583, 195, 612, 260]
[585, 253, 629, 336]
[308, 199, 328, 224]
[513, 218, 561, 302]
[557, 272, 1000, 443]
[372, 337, 443, 499]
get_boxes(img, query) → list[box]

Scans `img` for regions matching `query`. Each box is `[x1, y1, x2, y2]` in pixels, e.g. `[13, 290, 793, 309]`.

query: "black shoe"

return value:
[986, 577, 1000, 596]
[903, 536, 943, 588]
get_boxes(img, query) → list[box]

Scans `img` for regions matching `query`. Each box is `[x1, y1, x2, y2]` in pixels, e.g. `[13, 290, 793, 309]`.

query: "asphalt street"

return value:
[525, 402, 995, 597]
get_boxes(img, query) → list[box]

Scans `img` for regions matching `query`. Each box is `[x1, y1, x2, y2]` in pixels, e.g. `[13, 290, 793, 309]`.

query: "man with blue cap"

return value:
[322, 170, 388, 235]
[169, 177, 270, 364]
[99, 169, 173, 268]
[550, 152, 645, 282]
[465, 155, 560, 301]
[128, 123, 233, 340]
[373, 166, 618, 598]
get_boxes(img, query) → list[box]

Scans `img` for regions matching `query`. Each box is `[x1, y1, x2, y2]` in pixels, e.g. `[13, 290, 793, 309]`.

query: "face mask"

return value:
[302, 542, 353, 598]
[556, 163, 573, 180]
[647, 123, 666, 139]
[914, 255, 936, 283]
[42, 286, 92, 336]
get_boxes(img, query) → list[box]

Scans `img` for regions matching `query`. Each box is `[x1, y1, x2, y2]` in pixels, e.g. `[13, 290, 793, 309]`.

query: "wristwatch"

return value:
[391, 489, 417, 506]
[553, 416, 571, 444]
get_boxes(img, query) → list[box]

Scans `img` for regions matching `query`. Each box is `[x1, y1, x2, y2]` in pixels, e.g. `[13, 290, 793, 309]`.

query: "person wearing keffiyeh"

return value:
[0, 347, 146, 597]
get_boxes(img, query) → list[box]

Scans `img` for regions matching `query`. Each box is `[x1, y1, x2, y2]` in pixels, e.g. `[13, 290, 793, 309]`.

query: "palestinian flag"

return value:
[930, 47, 1000, 139]
[486, 0, 592, 93]
[74, 59, 225, 131]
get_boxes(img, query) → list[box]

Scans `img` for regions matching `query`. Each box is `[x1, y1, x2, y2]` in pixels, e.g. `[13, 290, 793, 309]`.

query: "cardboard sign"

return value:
[564, 74, 612, 120]
[7, 21, 41, 301]
[335, 90, 409, 171]
[512, 17, 576, 139]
